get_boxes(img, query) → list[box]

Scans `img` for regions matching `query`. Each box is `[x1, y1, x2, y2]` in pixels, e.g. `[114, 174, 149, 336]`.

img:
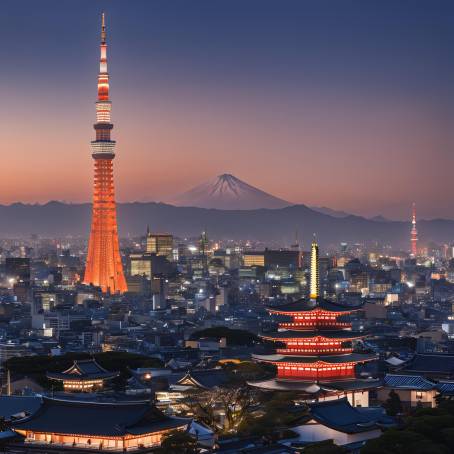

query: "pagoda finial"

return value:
[310, 235, 319, 301]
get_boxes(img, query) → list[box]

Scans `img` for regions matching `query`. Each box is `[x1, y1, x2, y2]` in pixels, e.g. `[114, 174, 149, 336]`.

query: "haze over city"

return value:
[1, 0, 453, 219]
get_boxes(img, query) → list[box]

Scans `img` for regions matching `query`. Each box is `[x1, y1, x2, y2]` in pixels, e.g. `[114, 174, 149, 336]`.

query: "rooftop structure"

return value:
[292, 397, 395, 449]
[401, 353, 454, 379]
[11, 397, 188, 452]
[46, 359, 119, 392]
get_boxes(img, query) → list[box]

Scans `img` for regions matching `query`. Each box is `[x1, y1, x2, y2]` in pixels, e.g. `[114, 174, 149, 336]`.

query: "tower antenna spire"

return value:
[101, 12, 106, 44]
[411, 202, 418, 257]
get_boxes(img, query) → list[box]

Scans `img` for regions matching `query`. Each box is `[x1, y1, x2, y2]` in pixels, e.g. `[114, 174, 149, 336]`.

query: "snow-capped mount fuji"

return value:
[167, 174, 291, 210]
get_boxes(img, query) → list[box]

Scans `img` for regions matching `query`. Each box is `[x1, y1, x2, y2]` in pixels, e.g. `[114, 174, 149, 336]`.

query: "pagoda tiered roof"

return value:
[248, 377, 381, 392]
[267, 298, 364, 315]
[260, 330, 364, 340]
[252, 352, 376, 365]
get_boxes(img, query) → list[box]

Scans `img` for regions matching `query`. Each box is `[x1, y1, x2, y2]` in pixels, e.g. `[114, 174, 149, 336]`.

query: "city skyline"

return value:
[1, 1, 453, 220]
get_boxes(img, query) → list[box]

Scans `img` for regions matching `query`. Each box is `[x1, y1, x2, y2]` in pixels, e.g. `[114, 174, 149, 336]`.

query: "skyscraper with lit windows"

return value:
[84, 13, 127, 294]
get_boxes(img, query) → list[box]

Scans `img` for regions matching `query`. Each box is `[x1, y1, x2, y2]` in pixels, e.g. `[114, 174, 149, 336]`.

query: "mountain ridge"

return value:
[0, 201, 451, 248]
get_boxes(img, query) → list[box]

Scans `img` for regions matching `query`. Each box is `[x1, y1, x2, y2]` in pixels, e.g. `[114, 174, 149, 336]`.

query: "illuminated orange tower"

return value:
[84, 13, 127, 293]
[411, 202, 418, 257]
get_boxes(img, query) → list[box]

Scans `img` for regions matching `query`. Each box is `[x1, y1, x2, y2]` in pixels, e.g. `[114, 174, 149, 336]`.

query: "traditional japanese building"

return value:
[292, 398, 395, 448]
[250, 238, 379, 406]
[46, 359, 119, 392]
[10, 397, 189, 452]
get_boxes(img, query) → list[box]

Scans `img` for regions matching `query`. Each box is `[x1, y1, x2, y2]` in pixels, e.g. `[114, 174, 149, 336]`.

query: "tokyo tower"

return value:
[83, 13, 127, 294]
[410, 202, 418, 257]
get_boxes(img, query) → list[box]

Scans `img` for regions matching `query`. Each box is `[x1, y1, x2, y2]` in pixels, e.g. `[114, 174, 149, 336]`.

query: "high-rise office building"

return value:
[146, 228, 174, 261]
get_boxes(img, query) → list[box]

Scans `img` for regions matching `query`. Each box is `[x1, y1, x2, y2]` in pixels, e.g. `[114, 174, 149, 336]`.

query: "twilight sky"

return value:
[0, 0, 453, 220]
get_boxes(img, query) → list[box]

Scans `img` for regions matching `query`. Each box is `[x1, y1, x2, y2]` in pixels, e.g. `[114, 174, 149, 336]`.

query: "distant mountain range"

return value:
[167, 174, 291, 210]
[0, 201, 452, 248]
[310, 206, 352, 218]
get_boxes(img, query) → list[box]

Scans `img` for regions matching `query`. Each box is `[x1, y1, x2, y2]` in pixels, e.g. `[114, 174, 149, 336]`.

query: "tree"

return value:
[183, 389, 218, 429]
[238, 392, 308, 437]
[384, 390, 403, 416]
[361, 429, 446, 454]
[304, 440, 348, 454]
[0, 417, 9, 432]
[218, 386, 257, 432]
[156, 430, 199, 454]
[183, 385, 259, 433]
[223, 361, 274, 385]
[362, 401, 454, 454]
[189, 327, 258, 346]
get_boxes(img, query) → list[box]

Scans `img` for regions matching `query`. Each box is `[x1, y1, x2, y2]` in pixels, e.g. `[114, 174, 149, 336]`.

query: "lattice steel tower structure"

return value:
[411, 202, 418, 257]
[84, 13, 127, 294]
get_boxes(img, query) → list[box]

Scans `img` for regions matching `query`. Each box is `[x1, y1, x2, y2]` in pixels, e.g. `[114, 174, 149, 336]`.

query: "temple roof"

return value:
[320, 378, 381, 391]
[46, 359, 119, 381]
[402, 353, 454, 376]
[308, 398, 395, 434]
[12, 397, 188, 436]
[383, 374, 435, 391]
[267, 299, 364, 314]
[260, 330, 364, 340]
[171, 369, 229, 390]
[252, 352, 377, 364]
[0, 396, 42, 421]
[248, 378, 381, 392]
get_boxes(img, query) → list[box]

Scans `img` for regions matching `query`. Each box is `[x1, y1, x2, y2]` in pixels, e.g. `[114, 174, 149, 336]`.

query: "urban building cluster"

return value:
[0, 13, 454, 454]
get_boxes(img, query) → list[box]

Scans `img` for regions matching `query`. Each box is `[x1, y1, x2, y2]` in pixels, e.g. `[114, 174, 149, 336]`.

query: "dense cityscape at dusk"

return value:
[0, 2, 453, 454]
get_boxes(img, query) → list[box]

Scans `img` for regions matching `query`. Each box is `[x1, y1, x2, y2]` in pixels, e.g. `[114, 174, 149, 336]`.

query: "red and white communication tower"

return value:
[411, 202, 418, 257]
[84, 13, 127, 294]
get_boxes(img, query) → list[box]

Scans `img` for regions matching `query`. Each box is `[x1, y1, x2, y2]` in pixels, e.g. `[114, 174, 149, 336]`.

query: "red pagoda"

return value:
[251, 238, 379, 405]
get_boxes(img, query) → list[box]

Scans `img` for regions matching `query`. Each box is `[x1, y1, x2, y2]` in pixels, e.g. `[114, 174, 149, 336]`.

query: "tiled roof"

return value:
[47, 359, 119, 381]
[436, 381, 454, 394]
[309, 398, 395, 434]
[252, 352, 377, 364]
[0, 396, 42, 420]
[383, 374, 435, 390]
[248, 378, 381, 392]
[12, 397, 188, 436]
[176, 369, 229, 389]
[267, 299, 363, 314]
[404, 354, 454, 375]
[260, 330, 364, 340]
